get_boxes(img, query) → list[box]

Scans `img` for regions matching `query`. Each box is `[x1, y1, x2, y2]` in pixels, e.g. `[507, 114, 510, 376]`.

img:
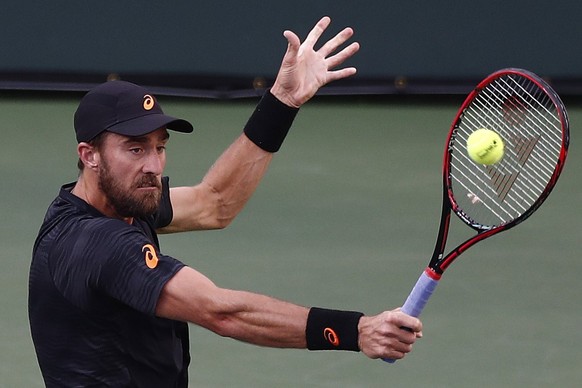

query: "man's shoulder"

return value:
[36, 187, 140, 253]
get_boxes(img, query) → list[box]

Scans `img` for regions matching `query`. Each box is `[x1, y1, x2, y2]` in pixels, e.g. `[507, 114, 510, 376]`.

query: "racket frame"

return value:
[428, 68, 569, 277]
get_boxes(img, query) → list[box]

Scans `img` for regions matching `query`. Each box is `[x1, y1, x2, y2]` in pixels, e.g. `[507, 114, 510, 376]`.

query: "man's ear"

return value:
[77, 142, 100, 170]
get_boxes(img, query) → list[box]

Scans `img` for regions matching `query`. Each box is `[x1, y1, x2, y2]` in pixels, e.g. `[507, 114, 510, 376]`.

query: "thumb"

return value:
[282, 30, 301, 58]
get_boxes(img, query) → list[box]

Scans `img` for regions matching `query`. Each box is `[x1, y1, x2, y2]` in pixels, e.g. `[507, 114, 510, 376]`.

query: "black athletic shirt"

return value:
[29, 177, 190, 387]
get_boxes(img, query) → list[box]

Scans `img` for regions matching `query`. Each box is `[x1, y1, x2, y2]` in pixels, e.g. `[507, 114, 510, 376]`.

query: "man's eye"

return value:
[130, 148, 142, 154]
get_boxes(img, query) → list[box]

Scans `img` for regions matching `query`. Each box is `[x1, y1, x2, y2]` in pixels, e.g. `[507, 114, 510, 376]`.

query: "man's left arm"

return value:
[157, 16, 359, 234]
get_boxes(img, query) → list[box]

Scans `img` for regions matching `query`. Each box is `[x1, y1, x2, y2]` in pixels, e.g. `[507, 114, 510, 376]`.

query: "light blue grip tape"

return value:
[383, 271, 439, 363]
[400, 271, 439, 317]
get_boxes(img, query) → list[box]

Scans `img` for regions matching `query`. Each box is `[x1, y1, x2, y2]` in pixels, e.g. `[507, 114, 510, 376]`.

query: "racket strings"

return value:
[449, 72, 565, 228]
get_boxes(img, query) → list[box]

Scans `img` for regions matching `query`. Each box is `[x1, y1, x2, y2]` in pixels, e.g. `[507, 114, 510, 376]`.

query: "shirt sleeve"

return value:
[152, 176, 173, 229]
[51, 217, 185, 315]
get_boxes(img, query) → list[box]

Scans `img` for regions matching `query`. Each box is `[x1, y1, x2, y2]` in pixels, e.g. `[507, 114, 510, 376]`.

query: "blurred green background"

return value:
[1, 94, 580, 387]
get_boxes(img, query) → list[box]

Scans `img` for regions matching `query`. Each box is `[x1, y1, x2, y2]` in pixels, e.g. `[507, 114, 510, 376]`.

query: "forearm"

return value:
[204, 289, 309, 348]
[157, 267, 308, 348]
[199, 91, 299, 224]
[200, 134, 273, 226]
[160, 93, 297, 233]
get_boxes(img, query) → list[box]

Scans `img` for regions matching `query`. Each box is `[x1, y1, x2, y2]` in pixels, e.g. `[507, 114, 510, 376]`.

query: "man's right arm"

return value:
[155, 266, 422, 359]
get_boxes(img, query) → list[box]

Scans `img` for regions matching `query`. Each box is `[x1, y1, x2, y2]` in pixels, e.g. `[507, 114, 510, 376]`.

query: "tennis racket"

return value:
[385, 68, 569, 363]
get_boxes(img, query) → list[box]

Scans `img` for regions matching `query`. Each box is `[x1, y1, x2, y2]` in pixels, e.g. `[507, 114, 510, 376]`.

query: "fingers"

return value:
[326, 67, 358, 85]
[307, 20, 359, 80]
[286, 16, 359, 63]
[358, 310, 423, 360]
[303, 18, 360, 68]
[326, 41, 360, 68]
[319, 27, 357, 58]
[325, 40, 360, 83]
[302, 16, 332, 50]
[398, 311, 423, 334]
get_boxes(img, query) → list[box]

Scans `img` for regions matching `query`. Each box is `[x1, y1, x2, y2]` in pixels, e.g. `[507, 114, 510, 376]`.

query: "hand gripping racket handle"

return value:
[383, 269, 439, 363]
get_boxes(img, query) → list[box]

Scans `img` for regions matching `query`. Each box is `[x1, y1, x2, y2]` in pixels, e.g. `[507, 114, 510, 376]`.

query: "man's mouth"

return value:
[136, 176, 161, 190]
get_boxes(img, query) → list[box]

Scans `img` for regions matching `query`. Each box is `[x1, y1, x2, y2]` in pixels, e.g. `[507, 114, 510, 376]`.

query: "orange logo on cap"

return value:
[143, 95, 155, 111]
[142, 244, 159, 269]
[323, 327, 340, 346]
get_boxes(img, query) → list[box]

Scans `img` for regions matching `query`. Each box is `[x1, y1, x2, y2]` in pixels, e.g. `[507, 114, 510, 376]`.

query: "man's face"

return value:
[97, 128, 169, 219]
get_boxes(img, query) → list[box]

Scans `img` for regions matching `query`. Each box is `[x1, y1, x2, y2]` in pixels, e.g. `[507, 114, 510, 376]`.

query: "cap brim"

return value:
[107, 113, 193, 137]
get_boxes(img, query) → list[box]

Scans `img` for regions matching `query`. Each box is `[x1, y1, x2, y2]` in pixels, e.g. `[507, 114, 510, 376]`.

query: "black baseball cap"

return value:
[74, 80, 193, 143]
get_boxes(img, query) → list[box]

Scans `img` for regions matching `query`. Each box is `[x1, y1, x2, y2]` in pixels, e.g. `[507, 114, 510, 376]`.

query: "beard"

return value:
[98, 157, 162, 219]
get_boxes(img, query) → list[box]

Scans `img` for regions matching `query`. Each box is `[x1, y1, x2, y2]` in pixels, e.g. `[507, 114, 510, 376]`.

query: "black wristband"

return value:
[243, 90, 299, 152]
[305, 307, 364, 351]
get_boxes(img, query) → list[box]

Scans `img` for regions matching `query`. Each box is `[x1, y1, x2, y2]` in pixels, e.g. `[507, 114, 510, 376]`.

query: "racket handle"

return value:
[383, 269, 439, 363]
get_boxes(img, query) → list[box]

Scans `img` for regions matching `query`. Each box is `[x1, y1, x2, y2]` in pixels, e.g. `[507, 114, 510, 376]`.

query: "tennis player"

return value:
[29, 17, 422, 387]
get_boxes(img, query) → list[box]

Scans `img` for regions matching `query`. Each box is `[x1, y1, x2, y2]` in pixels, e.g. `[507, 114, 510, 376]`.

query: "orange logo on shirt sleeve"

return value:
[142, 244, 159, 269]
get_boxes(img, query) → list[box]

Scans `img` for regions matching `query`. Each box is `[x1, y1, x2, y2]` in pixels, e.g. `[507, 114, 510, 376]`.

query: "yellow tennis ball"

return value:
[466, 128, 504, 165]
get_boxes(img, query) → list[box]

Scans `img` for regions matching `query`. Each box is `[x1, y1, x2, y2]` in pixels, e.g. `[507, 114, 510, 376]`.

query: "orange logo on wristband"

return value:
[323, 327, 340, 346]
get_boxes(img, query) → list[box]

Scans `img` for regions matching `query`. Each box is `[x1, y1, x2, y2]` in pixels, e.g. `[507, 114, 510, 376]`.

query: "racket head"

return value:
[429, 68, 569, 274]
[446, 68, 569, 230]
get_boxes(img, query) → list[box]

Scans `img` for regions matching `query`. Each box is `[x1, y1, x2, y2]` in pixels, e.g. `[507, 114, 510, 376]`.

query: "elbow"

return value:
[207, 315, 236, 338]
[199, 214, 234, 230]
[193, 288, 242, 338]
[208, 215, 234, 230]
[199, 308, 242, 339]
[202, 183, 240, 230]
[209, 196, 248, 230]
